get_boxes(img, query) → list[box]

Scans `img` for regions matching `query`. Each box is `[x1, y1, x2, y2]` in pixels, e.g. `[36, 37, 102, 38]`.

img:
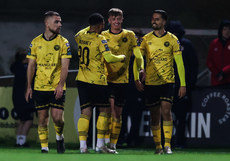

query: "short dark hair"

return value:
[44, 11, 60, 21]
[153, 10, 168, 21]
[15, 48, 27, 62]
[108, 8, 123, 17]
[88, 13, 104, 25]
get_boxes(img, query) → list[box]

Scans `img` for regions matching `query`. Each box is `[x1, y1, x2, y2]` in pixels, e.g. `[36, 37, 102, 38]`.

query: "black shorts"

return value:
[108, 83, 128, 107]
[34, 90, 66, 111]
[15, 108, 34, 121]
[13, 90, 35, 121]
[144, 83, 175, 108]
[77, 81, 110, 110]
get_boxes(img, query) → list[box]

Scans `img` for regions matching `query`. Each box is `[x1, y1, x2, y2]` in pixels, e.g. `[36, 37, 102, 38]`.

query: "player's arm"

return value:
[25, 58, 36, 102]
[55, 58, 70, 99]
[174, 54, 186, 98]
[103, 51, 125, 63]
[133, 46, 144, 70]
[100, 38, 125, 63]
[133, 59, 144, 91]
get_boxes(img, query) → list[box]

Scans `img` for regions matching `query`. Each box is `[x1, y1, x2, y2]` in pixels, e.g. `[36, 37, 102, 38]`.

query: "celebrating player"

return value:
[134, 9, 186, 154]
[75, 13, 126, 153]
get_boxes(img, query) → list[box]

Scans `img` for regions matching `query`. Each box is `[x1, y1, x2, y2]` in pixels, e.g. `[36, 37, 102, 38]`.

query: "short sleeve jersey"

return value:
[140, 31, 181, 85]
[102, 29, 137, 83]
[27, 34, 72, 91]
[75, 30, 111, 85]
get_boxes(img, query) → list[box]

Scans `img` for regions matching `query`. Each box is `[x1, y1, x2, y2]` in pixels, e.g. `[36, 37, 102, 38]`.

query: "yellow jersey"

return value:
[102, 29, 137, 83]
[75, 30, 111, 85]
[140, 31, 182, 85]
[27, 34, 72, 91]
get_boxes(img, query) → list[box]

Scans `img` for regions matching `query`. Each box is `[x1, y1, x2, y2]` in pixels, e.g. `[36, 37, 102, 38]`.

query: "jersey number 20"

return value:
[78, 46, 90, 66]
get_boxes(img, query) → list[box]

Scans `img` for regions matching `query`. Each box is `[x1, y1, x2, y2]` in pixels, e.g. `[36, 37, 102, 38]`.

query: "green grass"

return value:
[0, 146, 230, 161]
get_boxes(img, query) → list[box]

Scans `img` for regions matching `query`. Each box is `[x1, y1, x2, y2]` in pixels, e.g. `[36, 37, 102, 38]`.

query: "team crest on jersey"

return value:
[164, 41, 170, 47]
[101, 40, 107, 44]
[54, 45, 60, 51]
[122, 37, 128, 42]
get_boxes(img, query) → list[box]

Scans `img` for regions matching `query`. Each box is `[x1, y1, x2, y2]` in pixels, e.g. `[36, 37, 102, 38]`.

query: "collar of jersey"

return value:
[109, 28, 123, 35]
[87, 31, 97, 34]
[42, 33, 58, 41]
[152, 31, 167, 38]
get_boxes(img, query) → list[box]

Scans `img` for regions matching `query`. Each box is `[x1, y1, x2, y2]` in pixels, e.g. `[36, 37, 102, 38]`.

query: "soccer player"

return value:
[75, 13, 126, 153]
[134, 10, 186, 154]
[25, 11, 72, 153]
[101, 8, 144, 152]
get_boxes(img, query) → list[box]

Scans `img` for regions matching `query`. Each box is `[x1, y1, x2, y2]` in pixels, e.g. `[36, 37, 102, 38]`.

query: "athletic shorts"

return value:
[13, 91, 35, 121]
[108, 83, 128, 107]
[144, 83, 175, 108]
[77, 81, 110, 110]
[33, 90, 66, 111]
[15, 107, 34, 121]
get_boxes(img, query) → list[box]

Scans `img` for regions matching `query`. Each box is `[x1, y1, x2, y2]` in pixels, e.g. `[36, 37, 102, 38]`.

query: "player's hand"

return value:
[178, 86, 186, 98]
[121, 55, 126, 62]
[139, 69, 146, 82]
[135, 80, 144, 92]
[54, 84, 63, 100]
[25, 87, 33, 103]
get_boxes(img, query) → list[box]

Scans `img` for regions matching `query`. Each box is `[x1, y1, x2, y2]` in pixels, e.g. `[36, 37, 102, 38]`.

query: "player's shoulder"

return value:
[58, 34, 69, 42]
[166, 32, 179, 40]
[31, 34, 43, 42]
[122, 29, 135, 35]
[101, 29, 109, 35]
[143, 31, 154, 40]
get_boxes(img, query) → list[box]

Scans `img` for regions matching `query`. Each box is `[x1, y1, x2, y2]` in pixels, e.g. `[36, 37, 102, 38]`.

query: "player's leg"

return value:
[109, 83, 126, 151]
[150, 105, 163, 154]
[19, 109, 34, 147]
[110, 105, 122, 150]
[50, 91, 66, 153]
[161, 101, 173, 154]
[96, 107, 116, 153]
[34, 90, 50, 153]
[93, 84, 116, 153]
[37, 109, 50, 153]
[51, 108, 65, 153]
[160, 83, 174, 154]
[104, 98, 113, 145]
[145, 85, 163, 154]
[77, 81, 92, 153]
[78, 107, 92, 153]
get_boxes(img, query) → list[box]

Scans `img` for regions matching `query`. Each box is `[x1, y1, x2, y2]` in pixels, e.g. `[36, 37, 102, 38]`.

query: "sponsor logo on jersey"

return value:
[122, 37, 128, 42]
[104, 44, 110, 51]
[101, 40, 107, 44]
[164, 41, 170, 47]
[66, 43, 70, 47]
[54, 45, 60, 51]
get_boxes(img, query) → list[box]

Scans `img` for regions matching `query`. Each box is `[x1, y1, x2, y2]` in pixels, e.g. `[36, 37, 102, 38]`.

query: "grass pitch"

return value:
[1, 146, 230, 161]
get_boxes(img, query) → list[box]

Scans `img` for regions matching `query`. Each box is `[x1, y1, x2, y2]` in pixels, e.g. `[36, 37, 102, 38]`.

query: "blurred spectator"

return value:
[166, 21, 198, 148]
[10, 48, 35, 147]
[206, 20, 230, 86]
